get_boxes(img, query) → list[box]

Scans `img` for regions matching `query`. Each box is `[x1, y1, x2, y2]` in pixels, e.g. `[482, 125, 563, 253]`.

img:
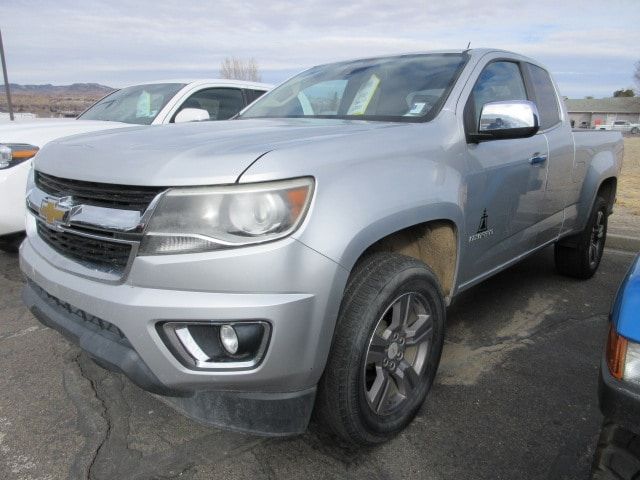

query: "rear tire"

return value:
[554, 195, 608, 279]
[592, 421, 640, 479]
[315, 252, 445, 445]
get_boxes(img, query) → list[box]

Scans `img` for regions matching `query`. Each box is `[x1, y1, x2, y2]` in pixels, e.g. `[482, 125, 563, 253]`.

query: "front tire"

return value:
[315, 252, 445, 445]
[592, 422, 640, 479]
[554, 195, 608, 279]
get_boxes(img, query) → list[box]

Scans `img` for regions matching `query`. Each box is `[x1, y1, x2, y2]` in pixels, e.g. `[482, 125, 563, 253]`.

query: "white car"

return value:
[598, 121, 640, 134]
[0, 79, 271, 251]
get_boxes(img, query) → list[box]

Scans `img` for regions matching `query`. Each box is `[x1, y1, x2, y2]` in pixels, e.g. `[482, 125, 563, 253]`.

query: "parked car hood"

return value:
[34, 118, 400, 186]
[0, 119, 129, 148]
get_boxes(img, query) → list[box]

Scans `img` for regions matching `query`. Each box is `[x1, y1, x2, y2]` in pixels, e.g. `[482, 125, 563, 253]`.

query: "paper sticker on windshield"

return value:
[405, 102, 427, 116]
[347, 74, 380, 115]
[136, 91, 151, 118]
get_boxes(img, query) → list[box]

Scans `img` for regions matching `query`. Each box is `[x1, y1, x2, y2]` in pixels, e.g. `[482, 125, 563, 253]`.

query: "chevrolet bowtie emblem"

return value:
[40, 198, 77, 227]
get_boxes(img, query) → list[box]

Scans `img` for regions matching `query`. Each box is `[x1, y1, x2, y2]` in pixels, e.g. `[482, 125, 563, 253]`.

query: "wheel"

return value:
[315, 252, 445, 445]
[555, 195, 608, 279]
[631, 127, 639, 135]
[592, 421, 640, 479]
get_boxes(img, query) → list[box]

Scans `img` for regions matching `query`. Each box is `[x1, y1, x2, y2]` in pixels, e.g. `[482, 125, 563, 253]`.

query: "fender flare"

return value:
[338, 201, 464, 274]
[575, 150, 619, 232]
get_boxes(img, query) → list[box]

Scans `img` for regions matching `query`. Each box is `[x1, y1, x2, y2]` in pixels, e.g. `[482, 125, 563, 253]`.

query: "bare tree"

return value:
[219, 57, 261, 82]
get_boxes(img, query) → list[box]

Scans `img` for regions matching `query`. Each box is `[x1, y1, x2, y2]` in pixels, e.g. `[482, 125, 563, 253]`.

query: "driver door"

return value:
[459, 61, 549, 285]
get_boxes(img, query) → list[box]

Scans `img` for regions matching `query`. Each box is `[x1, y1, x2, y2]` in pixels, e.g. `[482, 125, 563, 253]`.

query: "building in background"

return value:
[565, 97, 640, 128]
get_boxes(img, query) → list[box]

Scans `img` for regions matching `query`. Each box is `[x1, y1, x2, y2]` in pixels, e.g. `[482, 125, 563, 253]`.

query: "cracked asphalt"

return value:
[0, 246, 636, 480]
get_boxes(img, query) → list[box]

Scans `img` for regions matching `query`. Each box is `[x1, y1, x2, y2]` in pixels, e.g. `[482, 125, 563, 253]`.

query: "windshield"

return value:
[78, 83, 186, 124]
[240, 53, 467, 122]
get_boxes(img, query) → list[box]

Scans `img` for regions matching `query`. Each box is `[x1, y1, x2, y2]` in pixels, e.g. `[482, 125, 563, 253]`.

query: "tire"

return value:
[0, 233, 24, 253]
[315, 252, 446, 445]
[592, 421, 640, 479]
[555, 195, 608, 279]
[631, 127, 639, 135]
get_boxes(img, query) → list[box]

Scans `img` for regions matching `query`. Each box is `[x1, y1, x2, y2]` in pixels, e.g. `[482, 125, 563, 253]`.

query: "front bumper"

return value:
[599, 356, 640, 435]
[20, 231, 348, 434]
[23, 279, 185, 396]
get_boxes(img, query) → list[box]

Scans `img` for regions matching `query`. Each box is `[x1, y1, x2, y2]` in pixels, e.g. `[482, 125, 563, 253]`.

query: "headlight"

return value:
[606, 324, 640, 384]
[625, 342, 640, 384]
[139, 177, 314, 255]
[0, 144, 39, 169]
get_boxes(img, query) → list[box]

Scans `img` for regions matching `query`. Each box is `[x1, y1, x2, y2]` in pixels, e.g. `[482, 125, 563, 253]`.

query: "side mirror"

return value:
[470, 100, 539, 142]
[174, 108, 210, 123]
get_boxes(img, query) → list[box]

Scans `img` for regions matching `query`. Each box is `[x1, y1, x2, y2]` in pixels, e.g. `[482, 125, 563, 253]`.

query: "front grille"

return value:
[37, 221, 132, 273]
[35, 171, 165, 211]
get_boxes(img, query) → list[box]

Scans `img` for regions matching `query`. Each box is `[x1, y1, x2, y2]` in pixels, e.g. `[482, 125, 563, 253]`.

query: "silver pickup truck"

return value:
[20, 49, 623, 445]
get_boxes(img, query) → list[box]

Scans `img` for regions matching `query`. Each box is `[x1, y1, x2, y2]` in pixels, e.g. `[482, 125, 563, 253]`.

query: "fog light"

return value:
[160, 321, 270, 370]
[220, 324, 239, 355]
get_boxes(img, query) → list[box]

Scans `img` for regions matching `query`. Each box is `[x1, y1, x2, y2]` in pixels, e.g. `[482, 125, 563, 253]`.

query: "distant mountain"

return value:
[0, 83, 116, 118]
[0, 83, 114, 96]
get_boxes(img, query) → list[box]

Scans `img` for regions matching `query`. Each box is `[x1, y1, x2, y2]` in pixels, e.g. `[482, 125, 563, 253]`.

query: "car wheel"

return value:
[315, 252, 445, 445]
[592, 421, 640, 479]
[631, 127, 639, 135]
[555, 195, 608, 279]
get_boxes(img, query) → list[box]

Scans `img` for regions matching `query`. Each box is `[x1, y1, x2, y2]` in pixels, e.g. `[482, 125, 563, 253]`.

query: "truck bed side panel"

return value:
[561, 130, 623, 236]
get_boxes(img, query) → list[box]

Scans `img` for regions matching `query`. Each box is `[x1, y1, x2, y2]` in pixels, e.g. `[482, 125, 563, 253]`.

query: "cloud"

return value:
[1, 0, 638, 97]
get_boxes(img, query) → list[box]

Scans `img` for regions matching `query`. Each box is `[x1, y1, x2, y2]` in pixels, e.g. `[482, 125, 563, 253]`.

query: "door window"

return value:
[244, 89, 267, 104]
[173, 88, 244, 121]
[469, 61, 528, 129]
[525, 63, 561, 129]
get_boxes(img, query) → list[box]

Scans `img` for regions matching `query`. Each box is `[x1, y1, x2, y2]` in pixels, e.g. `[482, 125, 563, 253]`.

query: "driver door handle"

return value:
[529, 153, 548, 165]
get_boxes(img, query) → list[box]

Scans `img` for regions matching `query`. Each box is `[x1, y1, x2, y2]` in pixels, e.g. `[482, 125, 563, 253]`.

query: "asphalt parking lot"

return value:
[0, 246, 636, 480]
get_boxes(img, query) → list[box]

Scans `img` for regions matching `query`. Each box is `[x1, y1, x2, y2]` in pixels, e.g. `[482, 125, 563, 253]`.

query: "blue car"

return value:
[593, 254, 640, 479]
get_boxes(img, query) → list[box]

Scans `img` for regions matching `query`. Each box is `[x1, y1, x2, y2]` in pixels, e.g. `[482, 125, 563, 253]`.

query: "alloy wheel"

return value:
[362, 292, 433, 415]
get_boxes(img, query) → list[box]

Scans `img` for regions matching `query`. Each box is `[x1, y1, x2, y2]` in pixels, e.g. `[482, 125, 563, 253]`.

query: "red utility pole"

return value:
[0, 28, 15, 121]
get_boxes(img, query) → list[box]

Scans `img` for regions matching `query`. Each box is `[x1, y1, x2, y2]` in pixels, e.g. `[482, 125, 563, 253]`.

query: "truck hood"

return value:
[35, 118, 399, 186]
[0, 119, 129, 148]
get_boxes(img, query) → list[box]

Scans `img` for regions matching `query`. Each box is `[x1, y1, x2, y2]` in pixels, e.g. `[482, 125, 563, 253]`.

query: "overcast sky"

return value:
[2, 0, 639, 98]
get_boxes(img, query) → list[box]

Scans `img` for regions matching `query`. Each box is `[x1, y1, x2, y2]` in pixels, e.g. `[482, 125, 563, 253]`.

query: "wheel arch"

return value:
[575, 148, 620, 232]
[598, 176, 618, 214]
[340, 206, 463, 301]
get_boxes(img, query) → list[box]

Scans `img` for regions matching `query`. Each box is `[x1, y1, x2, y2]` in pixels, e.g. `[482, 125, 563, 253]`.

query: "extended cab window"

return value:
[174, 88, 244, 121]
[469, 61, 527, 128]
[526, 63, 561, 129]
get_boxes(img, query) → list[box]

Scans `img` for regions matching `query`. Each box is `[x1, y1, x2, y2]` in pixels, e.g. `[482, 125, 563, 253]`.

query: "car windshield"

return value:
[78, 83, 186, 125]
[240, 53, 467, 122]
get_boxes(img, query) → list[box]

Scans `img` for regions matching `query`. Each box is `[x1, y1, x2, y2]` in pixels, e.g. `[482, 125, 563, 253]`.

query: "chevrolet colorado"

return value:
[20, 49, 623, 445]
